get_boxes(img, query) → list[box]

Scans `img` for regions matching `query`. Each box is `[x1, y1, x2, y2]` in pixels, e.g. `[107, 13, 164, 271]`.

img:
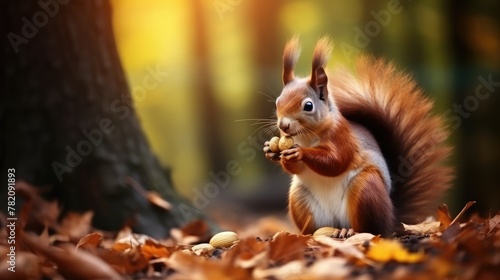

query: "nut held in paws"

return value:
[279, 136, 294, 151]
[269, 136, 280, 153]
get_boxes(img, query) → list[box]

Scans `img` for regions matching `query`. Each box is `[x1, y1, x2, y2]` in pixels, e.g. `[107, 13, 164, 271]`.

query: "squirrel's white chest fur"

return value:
[291, 167, 361, 229]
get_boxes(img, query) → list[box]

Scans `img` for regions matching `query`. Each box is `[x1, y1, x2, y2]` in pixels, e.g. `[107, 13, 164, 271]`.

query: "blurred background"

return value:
[111, 0, 500, 219]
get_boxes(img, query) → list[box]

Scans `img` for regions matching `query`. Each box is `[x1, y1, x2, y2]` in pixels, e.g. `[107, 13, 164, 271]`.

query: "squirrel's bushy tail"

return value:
[332, 57, 453, 224]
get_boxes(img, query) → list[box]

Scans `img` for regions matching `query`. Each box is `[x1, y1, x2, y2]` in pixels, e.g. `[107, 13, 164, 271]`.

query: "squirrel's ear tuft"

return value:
[283, 36, 301, 85]
[310, 36, 332, 100]
[311, 36, 333, 72]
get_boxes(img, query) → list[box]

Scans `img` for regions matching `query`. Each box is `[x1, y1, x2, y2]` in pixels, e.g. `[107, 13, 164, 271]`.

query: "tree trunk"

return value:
[2, 0, 211, 238]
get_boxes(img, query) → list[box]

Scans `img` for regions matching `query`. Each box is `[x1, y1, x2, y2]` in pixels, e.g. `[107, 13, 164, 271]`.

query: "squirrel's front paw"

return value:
[280, 146, 303, 162]
[263, 141, 280, 162]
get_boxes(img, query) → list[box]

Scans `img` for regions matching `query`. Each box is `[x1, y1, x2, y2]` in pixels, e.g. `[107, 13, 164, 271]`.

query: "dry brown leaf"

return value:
[166, 251, 250, 280]
[23, 232, 121, 279]
[233, 237, 268, 268]
[16, 181, 60, 230]
[98, 248, 149, 274]
[314, 235, 365, 259]
[441, 222, 462, 243]
[141, 239, 172, 259]
[111, 228, 173, 269]
[253, 260, 305, 279]
[115, 226, 133, 241]
[402, 219, 441, 235]
[57, 211, 94, 239]
[307, 257, 350, 278]
[487, 214, 500, 236]
[112, 226, 142, 251]
[76, 232, 103, 250]
[268, 231, 311, 265]
[450, 201, 476, 226]
[111, 241, 132, 252]
[437, 204, 453, 230]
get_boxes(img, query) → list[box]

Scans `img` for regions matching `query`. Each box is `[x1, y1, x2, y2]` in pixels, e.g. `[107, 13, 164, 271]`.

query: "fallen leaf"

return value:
[57, 211, 94, 240]
[449, 201, 476, 226]
[402, 219, 440, 235]
[166, 251, 250, 280]
[253, 260, 305, 279]
[76, 232, 103, 250]
[14, 182, 60, 232]
[308, 257, 350, 278]
[141, 238, 172, 259]
[441, 222, 461, 244]
[98, 248, 149, 274]
[233, 237, 268, 268]
[487, 214, 500, 236]
[314, 235, 365, 260]
[23, 232, 121, 279]
[268, 231, 311, 265]
[366, 239, 424, 263]
[437, 204, 453, 230]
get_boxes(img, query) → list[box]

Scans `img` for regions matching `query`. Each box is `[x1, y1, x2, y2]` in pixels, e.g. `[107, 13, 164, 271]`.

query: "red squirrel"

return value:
[263, 36, 453, 236]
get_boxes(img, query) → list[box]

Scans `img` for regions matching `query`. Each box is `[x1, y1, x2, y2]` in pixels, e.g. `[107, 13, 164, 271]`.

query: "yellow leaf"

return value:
[366, 240, 424, 263]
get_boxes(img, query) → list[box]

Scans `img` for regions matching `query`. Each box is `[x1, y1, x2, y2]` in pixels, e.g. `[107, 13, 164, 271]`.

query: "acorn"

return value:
[209, 231, 239, 248]
[313, 227, 340, 237]
[269, 136, 280, 153]
[191, 243, 215, 255]
[278, 136, 294, 151]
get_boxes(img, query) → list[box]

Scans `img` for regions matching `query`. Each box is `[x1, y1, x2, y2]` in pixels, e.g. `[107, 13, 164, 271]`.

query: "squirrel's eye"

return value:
[303, 101, 314, 112]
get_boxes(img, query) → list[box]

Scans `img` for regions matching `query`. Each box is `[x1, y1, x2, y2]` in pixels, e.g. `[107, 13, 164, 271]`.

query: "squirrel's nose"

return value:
[278, 119, 291, 133]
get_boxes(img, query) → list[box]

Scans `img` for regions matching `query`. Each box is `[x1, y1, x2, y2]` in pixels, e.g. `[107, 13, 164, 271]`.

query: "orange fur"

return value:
[288, 183, 317, 234]
[331, 57, 453, 224]
[282, 36, 301, 85]
[297, 118, 360, 177]
[348, 166, 394, 235]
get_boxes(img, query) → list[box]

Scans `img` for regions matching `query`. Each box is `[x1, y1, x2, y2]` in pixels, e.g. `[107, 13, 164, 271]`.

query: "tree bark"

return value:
[2, 0, 211, 238]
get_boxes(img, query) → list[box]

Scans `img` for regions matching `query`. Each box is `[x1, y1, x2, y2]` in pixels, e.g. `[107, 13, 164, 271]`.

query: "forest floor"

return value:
[1, 183, 499, 280]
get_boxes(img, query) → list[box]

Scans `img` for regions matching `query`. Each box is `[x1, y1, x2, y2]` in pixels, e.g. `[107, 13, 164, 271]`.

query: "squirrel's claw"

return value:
[326, 228, 355, 239]
[265, 151, 281, 162]
[263, 142, 281, 162]
[338, 228, 356, 238]
[280, 146, 303, 162]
